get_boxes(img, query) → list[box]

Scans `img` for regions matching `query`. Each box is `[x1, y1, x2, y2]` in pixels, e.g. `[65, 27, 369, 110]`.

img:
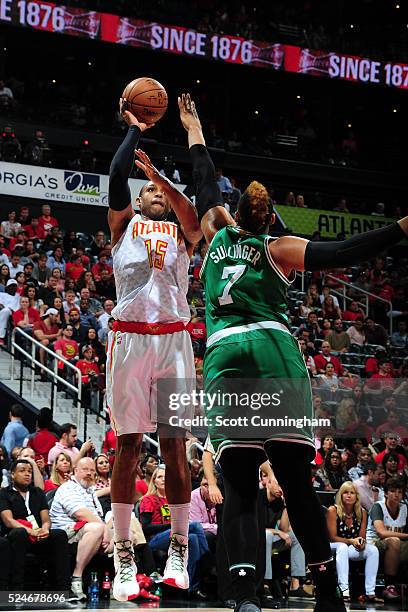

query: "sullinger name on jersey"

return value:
[209, 243, 261, 266]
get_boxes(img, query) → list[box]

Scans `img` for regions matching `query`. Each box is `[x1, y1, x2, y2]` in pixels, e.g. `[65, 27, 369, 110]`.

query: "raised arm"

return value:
[134, 149, 202, 250]
[178, 93, 235, 244]
[270, 219, 408, 279]
[108, 98, 154, 247]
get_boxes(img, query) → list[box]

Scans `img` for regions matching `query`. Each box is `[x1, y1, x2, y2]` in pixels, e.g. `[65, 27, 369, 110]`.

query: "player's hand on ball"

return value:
[178, 93, 202, 131]
[119, 98, 155, 132]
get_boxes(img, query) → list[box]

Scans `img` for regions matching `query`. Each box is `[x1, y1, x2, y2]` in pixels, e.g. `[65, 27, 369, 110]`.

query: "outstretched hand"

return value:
[135, 149, 168, 188]
[119, 98, 155, 132]
[178, 93, 202, 132]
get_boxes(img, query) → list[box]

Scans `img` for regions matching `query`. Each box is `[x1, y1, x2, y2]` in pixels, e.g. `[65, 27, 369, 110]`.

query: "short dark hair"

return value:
[363, 460, 380, 475]
[37, 407, 53, 429]
[140, 453, 160, 472]
[10, 404, 24, 419]
[10, 459, 32, 473]
[384, 477, 405, 494]
[59, 423, 76, 437]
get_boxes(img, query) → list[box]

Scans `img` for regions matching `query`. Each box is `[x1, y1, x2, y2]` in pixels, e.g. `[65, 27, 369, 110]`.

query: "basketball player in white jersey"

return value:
[107, 98, 202, 601]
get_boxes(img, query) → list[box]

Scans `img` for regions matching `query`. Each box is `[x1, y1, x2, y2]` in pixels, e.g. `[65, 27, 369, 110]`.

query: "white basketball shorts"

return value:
[106, 329, 195, 436]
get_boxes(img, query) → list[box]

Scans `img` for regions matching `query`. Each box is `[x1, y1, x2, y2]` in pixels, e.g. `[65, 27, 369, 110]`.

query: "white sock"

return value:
[112, 502, 133, 542]
[169, 502, 190, 538]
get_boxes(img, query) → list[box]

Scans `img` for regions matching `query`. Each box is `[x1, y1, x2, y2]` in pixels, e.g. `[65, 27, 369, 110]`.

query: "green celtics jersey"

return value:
[200, 225, 293, 339]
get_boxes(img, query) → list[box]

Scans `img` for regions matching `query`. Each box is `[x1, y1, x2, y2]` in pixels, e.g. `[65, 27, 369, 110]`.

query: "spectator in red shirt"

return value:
[12, 295, 41, 331]
[76, 345, 100, 384]
[65, 254, 86, 283]
[33, 307, 61, 378]
[91, 252, 113, 282]
[54, 324, 79, 370]
[365, 360, 395, 391]
[24, 217, 41, 240]
[102, 427, 117, 468]
[365, 348, 389, 378]
[376, 410, 408, 445]
[27, 407, 58, 463]
[342, 301, 365, 321]
[9, 229, 27, 252]
[187, 316, 207, 342]
[374, 433, 407, 471]
[314, 341, 344, 375]
[37, 204, 58, 239]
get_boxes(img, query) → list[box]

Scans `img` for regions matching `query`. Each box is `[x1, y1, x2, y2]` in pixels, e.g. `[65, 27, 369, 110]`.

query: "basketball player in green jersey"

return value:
[137, 94, 408, 612]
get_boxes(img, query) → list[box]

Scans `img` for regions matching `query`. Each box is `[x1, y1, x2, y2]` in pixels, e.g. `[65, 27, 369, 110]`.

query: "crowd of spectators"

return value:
[0, 197, 406, 604]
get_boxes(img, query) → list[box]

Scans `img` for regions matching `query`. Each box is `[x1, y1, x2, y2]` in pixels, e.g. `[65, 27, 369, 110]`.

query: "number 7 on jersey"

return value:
[218, 264, 246, 305]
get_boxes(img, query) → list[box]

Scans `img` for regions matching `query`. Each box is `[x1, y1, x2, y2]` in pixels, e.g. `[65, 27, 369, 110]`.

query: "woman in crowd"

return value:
[319, 362, 340, 392]
[316, 434, 336, 465]
[381, 453, 406, 486]
[94, 453, 111, 498]
[80, 327, 106, 365]
[14, 271, 26, 295]
[321, 318, 333, 338]
[0, 264, 10, 289]
[307, 283, 321, 309]
[316, 449, 351, 491]
[1, 210, 21, 238]
[44, 451, 73, 492]
[336, 399, 359, 433]
[140, 466, 209, 597]
[47, 246, 66, 274]
[53, 295, 66, 325]
[327, 482, 381, 602]
[64, 278, 77, 293]
[322, 295, 342, 321]
[77, 270, 97, 297]
[24, 284, 43, 311]
[50, 267, 65, 293]
[299, 295, 315, 318]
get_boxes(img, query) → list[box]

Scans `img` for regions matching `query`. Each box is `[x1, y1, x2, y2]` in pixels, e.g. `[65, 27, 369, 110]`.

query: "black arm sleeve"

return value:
[108, 125, 141, 211]
[189, 144, 223, 221]
[140, 512, 170, 537]
[304, 222, 405, 271]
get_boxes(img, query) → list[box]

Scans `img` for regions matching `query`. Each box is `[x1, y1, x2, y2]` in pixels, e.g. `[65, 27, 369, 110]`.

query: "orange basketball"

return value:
[122, 77, 168, 124]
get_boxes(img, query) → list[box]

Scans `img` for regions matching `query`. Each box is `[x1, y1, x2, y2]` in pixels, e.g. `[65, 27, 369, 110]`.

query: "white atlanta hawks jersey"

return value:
[111, 214, 190, 323]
